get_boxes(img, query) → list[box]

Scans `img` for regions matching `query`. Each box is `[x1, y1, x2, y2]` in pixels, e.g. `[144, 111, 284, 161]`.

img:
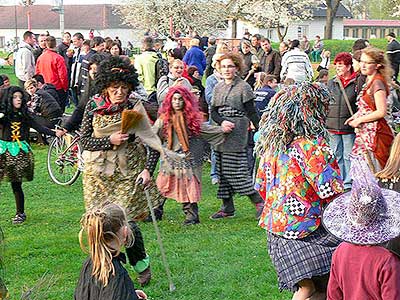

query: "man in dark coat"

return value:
[204, 36, 217, 78]
[386, 32, 400, 80]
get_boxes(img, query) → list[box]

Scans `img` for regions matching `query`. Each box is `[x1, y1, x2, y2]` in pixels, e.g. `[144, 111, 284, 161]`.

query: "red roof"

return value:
[0, 4, 130, 29]
[343, 19, 400, 27]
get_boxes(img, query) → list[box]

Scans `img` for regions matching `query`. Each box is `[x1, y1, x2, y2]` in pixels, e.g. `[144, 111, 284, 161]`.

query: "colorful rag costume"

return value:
[255, 82, 343, 292]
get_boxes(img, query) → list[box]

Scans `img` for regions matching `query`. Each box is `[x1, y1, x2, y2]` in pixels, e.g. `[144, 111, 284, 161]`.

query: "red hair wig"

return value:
[159, 86, 202, 136]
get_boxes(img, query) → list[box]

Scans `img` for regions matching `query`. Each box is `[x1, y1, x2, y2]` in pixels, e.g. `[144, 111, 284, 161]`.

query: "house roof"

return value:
[226, 0, 352, 19]
[312, 3, 352, 18]
[343, 19, 400, 27]
[0, 4, 131, 30]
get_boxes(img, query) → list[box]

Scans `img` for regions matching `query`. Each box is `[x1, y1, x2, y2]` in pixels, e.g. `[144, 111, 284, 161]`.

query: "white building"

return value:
[0, 4, 142, 48]
[227, 3, 352, 41]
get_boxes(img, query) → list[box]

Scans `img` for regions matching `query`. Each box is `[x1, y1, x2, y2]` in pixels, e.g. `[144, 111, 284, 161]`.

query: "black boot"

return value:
[248, 192, 264, 219]
[143, 198, 165, 222]
[182, 202, 200, 225]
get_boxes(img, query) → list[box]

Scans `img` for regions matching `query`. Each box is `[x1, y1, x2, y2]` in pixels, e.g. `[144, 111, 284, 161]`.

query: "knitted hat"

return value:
[323, 155, 400, 245]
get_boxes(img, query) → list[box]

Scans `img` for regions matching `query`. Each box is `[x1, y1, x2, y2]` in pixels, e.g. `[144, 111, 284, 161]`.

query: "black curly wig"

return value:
[0, 86, 30, 120]
[94, 56, 140, 95]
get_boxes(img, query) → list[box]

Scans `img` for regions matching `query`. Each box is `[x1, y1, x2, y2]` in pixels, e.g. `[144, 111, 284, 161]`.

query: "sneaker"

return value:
[211, 178, 220, 185]
[210, 210, 235, 220]
[12, 213, 26, 224]
[138, 267, 151, 286]
[255, 203, 264, 219]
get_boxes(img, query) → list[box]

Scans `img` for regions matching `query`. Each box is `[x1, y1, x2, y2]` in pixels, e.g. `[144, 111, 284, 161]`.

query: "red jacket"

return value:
[328, 242, 400, 300]
[36, 49, 68, 91]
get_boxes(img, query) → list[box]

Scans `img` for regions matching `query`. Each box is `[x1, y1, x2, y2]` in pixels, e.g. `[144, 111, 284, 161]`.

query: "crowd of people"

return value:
[0, 28, 400, 300]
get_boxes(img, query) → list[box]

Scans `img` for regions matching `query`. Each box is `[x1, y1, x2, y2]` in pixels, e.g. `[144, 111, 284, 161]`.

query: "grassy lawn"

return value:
[0, 145, 291, 300]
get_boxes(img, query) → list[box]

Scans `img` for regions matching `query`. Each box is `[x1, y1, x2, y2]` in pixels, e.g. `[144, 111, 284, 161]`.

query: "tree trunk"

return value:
[324, 0, 341, 40]
[277, 25, 288, 42]
[231, 18, 237, 38]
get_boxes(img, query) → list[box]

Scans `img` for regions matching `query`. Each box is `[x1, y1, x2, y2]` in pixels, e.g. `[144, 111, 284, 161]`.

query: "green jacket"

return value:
[134, 51, 159, 94]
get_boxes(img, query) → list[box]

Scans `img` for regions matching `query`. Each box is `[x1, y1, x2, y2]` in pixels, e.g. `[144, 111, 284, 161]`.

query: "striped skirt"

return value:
[267, 226, 341, 292]
[215, 151, 255, 199]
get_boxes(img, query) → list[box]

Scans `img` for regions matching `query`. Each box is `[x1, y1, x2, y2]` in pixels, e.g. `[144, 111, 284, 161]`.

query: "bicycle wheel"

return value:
[47, 135, 81, 185]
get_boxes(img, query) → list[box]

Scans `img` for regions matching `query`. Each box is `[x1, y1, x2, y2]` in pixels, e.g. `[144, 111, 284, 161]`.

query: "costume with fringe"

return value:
[153, 114, 224, 203]
[255, 82, 343, 292]
[81, 94, 164, 221]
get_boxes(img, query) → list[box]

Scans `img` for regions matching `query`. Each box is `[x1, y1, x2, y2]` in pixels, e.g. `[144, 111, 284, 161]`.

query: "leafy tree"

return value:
[115, 0, 228, 36]
[228, 0, 317, 42]
[342, 0, 369, 18]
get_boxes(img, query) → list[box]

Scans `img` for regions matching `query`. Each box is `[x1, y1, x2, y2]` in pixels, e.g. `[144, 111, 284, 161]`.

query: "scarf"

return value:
[339, 71, 358, 88]
[167, 111, 190, 152]
[88, 94, 128, 116]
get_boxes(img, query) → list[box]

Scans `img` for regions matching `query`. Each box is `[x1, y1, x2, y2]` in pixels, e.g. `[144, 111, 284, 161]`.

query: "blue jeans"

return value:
[210, 149, 218, 180]
[329, 133, 355, 190]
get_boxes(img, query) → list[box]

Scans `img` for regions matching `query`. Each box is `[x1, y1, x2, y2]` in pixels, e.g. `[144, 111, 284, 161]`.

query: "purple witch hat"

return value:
[323, 155, 400, 245]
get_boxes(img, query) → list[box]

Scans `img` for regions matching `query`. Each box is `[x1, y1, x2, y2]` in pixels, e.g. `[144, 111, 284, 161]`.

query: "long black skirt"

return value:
[215, 151, 255, 199]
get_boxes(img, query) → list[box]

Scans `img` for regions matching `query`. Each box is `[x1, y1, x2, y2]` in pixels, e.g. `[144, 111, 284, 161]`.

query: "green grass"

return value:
[0, 145, 291, 300]
[0, 66, 18, 86]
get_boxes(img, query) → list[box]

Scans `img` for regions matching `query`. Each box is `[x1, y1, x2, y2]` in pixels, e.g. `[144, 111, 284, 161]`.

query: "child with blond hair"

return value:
[75, 203, 147, 300]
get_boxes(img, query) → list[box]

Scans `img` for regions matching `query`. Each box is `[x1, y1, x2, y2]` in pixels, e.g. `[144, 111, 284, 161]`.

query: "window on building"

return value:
[344, 28, 349, 37]
[371, 28, 376, 35]
[397, 28, 400, 37]
[380, 28, 386, 38]
[352, 28, 358, 38]
[362, 28, 368, 38]
[0, 37, 4, 48]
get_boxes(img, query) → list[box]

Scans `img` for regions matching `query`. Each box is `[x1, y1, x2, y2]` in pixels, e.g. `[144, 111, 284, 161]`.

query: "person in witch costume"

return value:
[254, 82, 344, 300]
[153, 86, 229, 225]
[80, 56, 166, 286]
[323, 155, 400, 300]
[0, 86, 55, 224]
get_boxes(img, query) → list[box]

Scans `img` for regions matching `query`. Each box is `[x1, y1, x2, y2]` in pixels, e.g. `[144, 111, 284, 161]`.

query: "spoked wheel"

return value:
[47, 135, 81, 185]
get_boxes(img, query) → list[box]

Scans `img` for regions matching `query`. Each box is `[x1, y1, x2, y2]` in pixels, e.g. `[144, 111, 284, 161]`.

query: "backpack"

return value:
[155, 53, 169, 84]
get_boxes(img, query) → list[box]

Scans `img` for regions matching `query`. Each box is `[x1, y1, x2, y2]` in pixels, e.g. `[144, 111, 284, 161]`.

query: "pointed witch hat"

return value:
[323, 155, 400, 245]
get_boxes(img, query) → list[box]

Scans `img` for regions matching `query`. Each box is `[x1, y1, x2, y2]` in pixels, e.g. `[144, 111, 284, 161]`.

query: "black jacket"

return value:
[42, 83, 60, 105]
[34, 89, 62, 119]
[387, 39, 400, 65]
[204, 45, 216, 78]
[74, 254, 138, 300]
[327, 76, 358, 133]
[259, 49, 281, 80]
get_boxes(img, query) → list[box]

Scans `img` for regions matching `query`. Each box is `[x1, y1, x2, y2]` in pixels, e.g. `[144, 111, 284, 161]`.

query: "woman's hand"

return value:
[135, 289, 147, 299]
[345, 116, 361, 128]
[221, 120, 235, 133]
[55, 128, 67, 137]
[137, 169, 151, 186]
[173, 78, 184, 86]
[109, 131, 129, 145]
